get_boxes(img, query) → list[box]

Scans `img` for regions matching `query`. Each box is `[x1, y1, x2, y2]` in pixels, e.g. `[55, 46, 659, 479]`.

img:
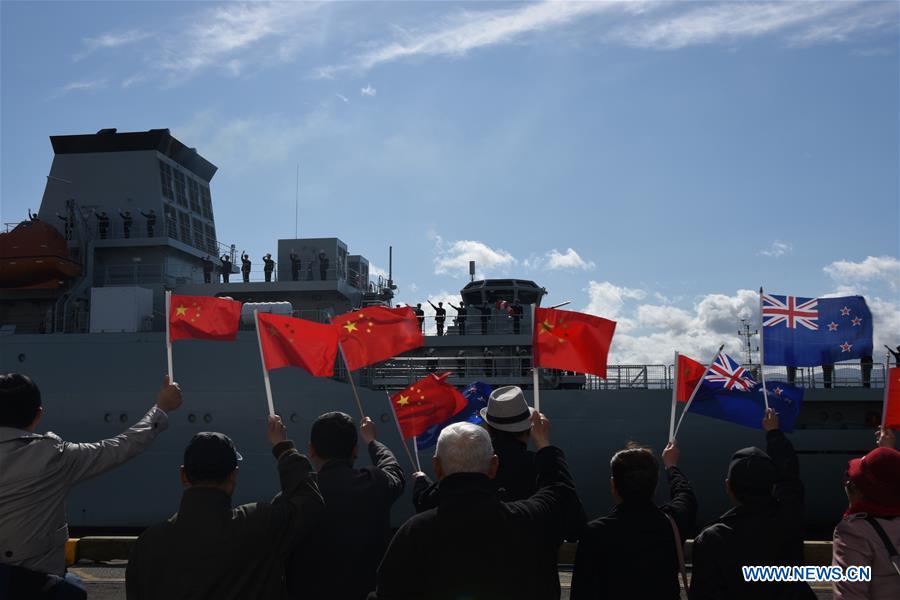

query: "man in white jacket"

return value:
[0, 373, 182, 593]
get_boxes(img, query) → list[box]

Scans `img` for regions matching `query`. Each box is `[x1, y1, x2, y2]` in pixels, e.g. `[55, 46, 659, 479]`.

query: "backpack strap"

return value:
[665, 512, 689, 593]
[864, 516, 900, 577]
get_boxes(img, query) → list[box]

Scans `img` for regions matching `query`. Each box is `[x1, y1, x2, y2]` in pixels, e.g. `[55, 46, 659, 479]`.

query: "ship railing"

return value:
[665, 362, 890, 390]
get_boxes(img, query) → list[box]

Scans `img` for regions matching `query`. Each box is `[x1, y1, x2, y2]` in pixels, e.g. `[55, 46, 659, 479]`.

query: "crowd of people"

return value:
[201, 250, 334, 284]
[409, 299, 526, 336]
[0, 373, 897, 600]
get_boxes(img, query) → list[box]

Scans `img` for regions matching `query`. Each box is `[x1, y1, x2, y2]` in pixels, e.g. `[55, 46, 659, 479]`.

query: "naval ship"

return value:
[0, 129, 887, 537]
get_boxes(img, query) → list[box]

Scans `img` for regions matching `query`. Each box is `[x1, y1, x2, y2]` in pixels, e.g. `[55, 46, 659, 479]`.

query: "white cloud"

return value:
[52, 79, 108, 98]
[758, 240, 793, 258]
[317, 0, 623, 77]
[433, 236, 516, 276]
[824, 256, 900, 291]
[75, 29, 151, 61]
[360, 84, 377, 97]
[527, 248, 596, 271]
[369, 263, 388, 281]
[335, 93, 350, 103]
[612, 1, 896, 50]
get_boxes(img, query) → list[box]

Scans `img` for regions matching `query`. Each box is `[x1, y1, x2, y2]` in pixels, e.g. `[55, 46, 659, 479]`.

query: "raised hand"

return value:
[267, 415, 287, 446]
[876, 426, 896, 449]
[662, 440, 680, 469]
[155, 374, 182, 413]
[360, 416, 377, 444]
[530, 411, 551, 450]
[762, 408, 779, 432]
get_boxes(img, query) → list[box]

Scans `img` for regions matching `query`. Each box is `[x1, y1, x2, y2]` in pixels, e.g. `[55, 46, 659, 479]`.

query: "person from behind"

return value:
[126, 416, 324, 599]
[570, 439, 696, 599]
[0, 373, 182, 599]
[414, 303, 425, 332]
[832, 427, 899, 600]
[282, 412, 404, 600]
[690, 408, 814, 600]
[371, 414, 580, 600]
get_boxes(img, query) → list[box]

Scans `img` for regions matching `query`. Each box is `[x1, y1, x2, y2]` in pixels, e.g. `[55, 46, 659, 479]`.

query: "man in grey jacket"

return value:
[0, 373, 182, 581]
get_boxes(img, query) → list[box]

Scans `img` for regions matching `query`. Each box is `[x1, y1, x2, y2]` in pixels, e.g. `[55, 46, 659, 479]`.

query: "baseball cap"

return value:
[183, 432, 242, 482]
[727, 446, 777, 499]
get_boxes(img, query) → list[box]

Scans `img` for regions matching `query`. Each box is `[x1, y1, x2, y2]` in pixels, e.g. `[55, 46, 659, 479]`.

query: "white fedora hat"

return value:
[479, 386, 534, 433]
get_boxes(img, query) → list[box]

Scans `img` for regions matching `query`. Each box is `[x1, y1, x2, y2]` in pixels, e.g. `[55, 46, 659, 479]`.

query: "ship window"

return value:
[178, 210, 191, 244]
[188, 179, 201, 214]
[164, 205, 177, 239]
[159, 161, 174, 200]
[173, 170, 187, 207]
[200, 185, 213, 220]
[204, 224, 217, 254]
[192, 217, 204, 251]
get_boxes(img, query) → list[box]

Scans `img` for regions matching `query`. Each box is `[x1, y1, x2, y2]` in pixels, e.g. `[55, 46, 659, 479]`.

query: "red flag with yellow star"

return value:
[257, 312, 338, 376]
[333, 306, 424, 371]
[390, 372, 468, 439]
[676, 354, 707, 402]
[533, 307, 616, 378]
[169, 294, 241, 342]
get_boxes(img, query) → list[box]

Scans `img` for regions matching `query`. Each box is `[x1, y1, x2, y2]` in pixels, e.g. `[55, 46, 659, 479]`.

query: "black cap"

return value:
[727, 446, 776, 499]
[183, 432, 242, 482]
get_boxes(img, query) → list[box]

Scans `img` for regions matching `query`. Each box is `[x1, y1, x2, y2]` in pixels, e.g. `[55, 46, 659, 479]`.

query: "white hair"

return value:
[435, 422, 494, 476]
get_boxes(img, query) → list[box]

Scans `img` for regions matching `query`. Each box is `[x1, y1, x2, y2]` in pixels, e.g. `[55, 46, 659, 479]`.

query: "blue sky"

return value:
[2, 1, 898, 363]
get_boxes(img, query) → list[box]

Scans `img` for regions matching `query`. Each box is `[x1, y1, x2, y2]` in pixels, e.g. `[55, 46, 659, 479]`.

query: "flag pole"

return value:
[669, 351, 679, 442]
[674, 344, 725, 439]
[385, 390, 418, 470]
[412, 436, 422, 472]
[758, 287, 770, 410]
[882, 360, 890, 428]
[531, 303, 541, 413]
[165, 290, 174, 381]
[338, 342, 366, 419]
[253, 310, 275, 417]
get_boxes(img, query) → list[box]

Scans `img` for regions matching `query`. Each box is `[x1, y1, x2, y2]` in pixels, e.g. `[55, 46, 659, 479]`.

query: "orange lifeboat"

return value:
[0, 220, 82, 288]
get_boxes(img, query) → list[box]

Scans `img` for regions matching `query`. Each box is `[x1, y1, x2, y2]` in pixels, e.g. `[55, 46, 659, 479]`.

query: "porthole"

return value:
[18, 354, 26, 363]
[290, 413, 299, 424]
[188, 414, 196, 423]
[104, 413, 112, 423]
[203, 414, 212, 423]
[119, 414, 128, 423]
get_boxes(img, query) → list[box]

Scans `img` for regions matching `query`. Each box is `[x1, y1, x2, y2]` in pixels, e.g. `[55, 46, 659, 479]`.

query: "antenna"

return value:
[294, 162, 299, 239]
[469, 260, 476, 282]
[738, 319, 759, 365]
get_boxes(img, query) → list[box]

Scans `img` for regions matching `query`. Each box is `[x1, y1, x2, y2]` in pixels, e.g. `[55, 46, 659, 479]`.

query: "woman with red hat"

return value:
[833, 426, 900, 599]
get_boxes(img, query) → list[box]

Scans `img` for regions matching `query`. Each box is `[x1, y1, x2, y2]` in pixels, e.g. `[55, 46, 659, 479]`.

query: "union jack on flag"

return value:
[762, 294, 818, 331]
[704, 352, 757, 392]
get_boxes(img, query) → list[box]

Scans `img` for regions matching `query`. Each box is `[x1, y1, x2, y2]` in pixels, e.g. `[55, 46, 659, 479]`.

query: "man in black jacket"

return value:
[690, 408, 814, 600]
[126, 416, 324, 600]
[570, 440, 696, 599]
[283, 413, 405, 600]
[371, 413, 580, 600]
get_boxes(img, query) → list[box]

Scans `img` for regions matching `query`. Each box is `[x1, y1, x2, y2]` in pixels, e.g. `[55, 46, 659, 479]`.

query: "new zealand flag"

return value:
[691, 380, 804, 432]
[415, 382, 492, 450]
[761, 293, 873, 367]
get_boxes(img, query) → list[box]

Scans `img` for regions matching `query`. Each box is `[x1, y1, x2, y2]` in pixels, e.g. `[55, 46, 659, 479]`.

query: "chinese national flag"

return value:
[391, 373, 468, 439]
[257, 312, 338, 377]
[676, 354, 708, 402]
[885, 367, 900, 429]
[533, 308, 616, 378]
[333, 306, 424, 371]
[169, 294, 241, 342]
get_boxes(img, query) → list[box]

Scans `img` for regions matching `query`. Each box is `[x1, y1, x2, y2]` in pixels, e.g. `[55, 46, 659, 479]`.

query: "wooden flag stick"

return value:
[674, 344, 725, 439]
[531, 303, 541, 413]
[669, 351, 679, 442]
[385, 390, 418, 470]
[338, 342, 365, 419]
[165, 290, 174, 381]
[758, 287, 770, 410]
[253, 310, 275, 417]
